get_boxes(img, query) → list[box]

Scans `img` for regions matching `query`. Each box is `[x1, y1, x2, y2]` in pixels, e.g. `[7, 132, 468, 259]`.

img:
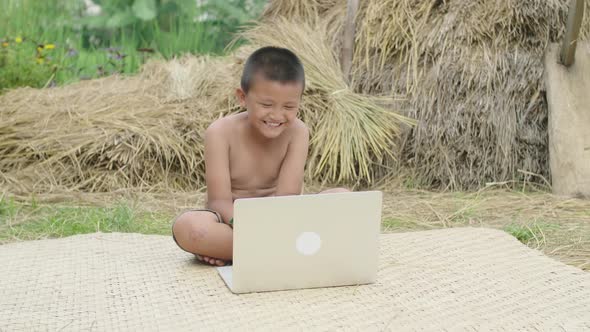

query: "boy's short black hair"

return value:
[240, 46, 305, 93]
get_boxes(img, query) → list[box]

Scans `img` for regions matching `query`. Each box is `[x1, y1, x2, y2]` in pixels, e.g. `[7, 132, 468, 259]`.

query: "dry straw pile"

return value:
[0, 61, 215, 193]
[0, 19, 411, 193]
[263, 0, 590, 189]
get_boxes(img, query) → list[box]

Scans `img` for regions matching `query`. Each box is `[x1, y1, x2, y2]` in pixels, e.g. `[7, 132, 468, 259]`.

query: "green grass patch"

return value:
[0, 197, 172, 243]
[381, 217, 426, 231]
[504, 222, 560, 245]
[0, 196, 19, 219]
[382, 217, 406, 229]
[505, 224, 537, 243]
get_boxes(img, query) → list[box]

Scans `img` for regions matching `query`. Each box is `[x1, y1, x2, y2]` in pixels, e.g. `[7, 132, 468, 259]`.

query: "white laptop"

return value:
[216, 191, 382, 294]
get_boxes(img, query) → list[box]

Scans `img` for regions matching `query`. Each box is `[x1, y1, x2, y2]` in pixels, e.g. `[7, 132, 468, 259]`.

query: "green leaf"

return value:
[132, 0, 157, 21]
[159, 1, 180, 15]
[78, 15, 110, 29]
[106, 10, 137, 28]
[206, 2, 250, 22]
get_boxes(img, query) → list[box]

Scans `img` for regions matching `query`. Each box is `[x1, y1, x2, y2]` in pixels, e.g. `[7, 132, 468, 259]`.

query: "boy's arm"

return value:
[204, 122, 234, 224]
[275, 122, 310, 196]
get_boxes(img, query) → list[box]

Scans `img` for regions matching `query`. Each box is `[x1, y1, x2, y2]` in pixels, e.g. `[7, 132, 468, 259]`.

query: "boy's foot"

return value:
[196, 254, 226, 266]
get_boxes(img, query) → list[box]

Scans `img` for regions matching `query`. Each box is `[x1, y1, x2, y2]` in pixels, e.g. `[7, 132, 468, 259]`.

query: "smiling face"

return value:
[237, 75, 303, 140]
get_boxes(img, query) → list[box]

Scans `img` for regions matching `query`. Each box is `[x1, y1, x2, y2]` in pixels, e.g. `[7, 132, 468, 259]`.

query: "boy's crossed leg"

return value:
[172, 210, 233, 266]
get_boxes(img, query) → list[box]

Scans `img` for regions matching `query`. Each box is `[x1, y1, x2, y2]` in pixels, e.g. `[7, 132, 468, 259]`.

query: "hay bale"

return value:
[262, 0, 590, 189]
[261, 0, 346, 51]
[0, 57, 232, 193]
[261, 0, 341, 21]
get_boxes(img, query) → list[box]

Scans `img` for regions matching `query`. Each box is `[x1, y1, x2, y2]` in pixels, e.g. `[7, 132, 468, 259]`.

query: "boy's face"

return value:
[236, 75, 303, 139]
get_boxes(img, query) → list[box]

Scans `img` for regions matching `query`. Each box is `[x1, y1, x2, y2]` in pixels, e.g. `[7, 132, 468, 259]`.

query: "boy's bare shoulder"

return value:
[286, 118, 309, 141]
[204, 114, 240, 140]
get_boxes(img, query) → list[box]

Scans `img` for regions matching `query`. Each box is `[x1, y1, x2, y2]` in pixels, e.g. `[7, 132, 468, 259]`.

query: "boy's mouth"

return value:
[263, 120, 284, 128]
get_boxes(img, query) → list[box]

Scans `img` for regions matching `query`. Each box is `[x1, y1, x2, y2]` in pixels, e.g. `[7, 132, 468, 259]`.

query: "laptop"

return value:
[216, 191, 382, 294]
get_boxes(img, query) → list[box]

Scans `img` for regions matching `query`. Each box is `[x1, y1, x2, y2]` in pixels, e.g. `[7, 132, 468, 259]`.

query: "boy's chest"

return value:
[228, 142, 289, 184]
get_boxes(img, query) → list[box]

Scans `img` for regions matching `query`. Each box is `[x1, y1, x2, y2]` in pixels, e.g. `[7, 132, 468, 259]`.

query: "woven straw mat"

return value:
[1, 227, 589, 331]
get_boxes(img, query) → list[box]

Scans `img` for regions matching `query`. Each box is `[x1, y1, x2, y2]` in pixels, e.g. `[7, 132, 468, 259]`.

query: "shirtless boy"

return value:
[172, 46, 347, 266]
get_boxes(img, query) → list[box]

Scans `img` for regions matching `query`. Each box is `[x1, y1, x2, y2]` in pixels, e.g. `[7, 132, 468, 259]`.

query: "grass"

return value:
[381, 217, 426, 232]
[0, 196, 171, 243]
[0, 0, 258, 92]
[504, 222, 560, 247]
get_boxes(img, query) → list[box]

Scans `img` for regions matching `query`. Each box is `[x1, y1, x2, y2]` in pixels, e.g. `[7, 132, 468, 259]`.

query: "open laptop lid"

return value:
[226, 191, 382, 293]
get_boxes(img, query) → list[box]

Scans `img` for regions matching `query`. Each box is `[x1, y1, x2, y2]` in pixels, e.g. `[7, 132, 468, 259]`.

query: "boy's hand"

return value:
[196, 254, 227, 266]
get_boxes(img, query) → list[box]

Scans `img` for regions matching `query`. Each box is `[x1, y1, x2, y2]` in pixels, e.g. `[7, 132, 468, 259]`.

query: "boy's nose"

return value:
[269, 110, 284, 120]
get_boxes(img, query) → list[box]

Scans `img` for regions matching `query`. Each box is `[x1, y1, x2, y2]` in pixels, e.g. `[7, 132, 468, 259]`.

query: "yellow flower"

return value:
[37, 46, 43, 52]
[1, 42, 8, 47]
[45, 44, 55, 50]
[36, 57, 45, 64]
[15, 37, 22, 43]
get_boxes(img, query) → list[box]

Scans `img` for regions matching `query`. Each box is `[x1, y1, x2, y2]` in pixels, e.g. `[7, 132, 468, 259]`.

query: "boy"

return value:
[172, 46, 347, 266]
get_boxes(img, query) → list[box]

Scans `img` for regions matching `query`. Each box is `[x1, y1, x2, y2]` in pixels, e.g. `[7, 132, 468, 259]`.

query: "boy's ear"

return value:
[235, 88, 247, 108]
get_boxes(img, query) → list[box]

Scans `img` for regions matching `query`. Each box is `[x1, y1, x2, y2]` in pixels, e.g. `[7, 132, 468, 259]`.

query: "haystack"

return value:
[0, 20, 411, 193]
[0, 58, 223, 192]
[262, 0, 590, 189]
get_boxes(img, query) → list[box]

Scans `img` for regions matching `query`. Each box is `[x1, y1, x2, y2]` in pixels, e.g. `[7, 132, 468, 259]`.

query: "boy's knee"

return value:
[175, 210, 217, 225]
[173, 211, 217, 242]
[319, 187, 350, 194]
[187, 226, 207, 243]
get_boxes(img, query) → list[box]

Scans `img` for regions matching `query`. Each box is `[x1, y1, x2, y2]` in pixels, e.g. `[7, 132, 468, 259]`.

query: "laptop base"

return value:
[217, 266, 234, 292]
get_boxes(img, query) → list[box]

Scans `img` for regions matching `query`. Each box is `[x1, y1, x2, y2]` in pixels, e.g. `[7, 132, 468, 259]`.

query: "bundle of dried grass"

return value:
[0, 57, 232, 193]
[262, 0, 590, 189]
[261, 0, 346, 51]
[260, 0, 338, 21]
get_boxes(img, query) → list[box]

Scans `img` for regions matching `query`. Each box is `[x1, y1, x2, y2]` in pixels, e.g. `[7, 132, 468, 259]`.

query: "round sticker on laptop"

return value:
[296, 232, 321, 256]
